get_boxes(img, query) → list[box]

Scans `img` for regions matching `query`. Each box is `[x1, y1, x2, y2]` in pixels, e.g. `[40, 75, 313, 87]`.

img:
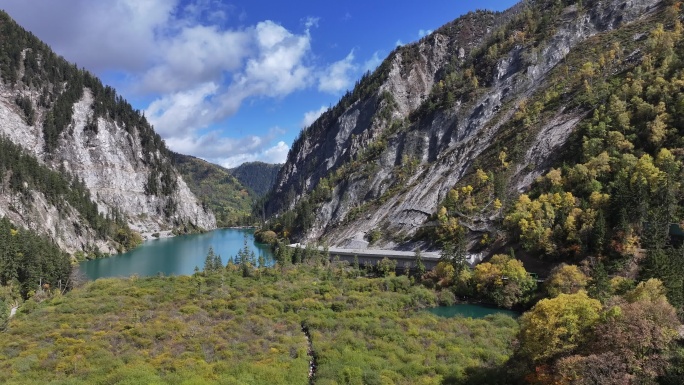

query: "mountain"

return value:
[266, 0, 678, 255]
[0, 11, 215, 254]
[229, 161, 282, 197]
[171, 154, 281, 226]
[171, 153, 255, 227]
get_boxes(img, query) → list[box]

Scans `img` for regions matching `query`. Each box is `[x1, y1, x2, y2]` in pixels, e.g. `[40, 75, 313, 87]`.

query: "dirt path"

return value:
[301, 323, 316, 384]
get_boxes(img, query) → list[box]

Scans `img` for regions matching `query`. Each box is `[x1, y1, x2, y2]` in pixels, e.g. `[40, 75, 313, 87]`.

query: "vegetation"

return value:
[0, 11, 178, 211]
[171, 153, 256, 227]
[229, 162, 282, 198]
[517, 280, 681, 384]
[0, 136, 140, 251]
[1, 258, 519, 385]
[0, 217, 71, 299]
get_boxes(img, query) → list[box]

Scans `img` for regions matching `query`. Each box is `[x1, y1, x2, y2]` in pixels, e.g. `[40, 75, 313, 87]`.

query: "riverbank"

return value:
[139, 230, 174, 241]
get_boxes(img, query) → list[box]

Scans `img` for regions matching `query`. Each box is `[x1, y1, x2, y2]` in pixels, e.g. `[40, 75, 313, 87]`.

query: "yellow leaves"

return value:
[625, 278, 667, 303]
[475, 169, 489, 185]
[445, 189, 459, 210]
[630, 154, 664, 191]
[460, 185, 474, 195]
[493, 199, 502, 210]
[648, 114, 668, 146]
[473, 254, 536, 308]
[505, 191, 582, 255]
[498, 151, 509, 169]
[434, 262, 455, 284]
[544, 168, 563, 187]
[545, 264, 588, 298]
[606, 131, 634, 153]
[588, 191, 610, 208]
[10, 228, 18, 236]
[437, 206, 448, 222]
[579, 62, 595, 84]
[518, 291, 602, 362]
[585, 152, 611, 178]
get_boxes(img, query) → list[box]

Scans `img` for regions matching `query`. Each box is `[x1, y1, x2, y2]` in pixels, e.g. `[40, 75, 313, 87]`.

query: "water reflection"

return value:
[80, 228, 273, 279]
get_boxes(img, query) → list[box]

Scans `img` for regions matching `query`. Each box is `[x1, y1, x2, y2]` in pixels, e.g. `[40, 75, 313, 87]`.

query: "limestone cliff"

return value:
[0, 12, 215, 253]
[267, 0, 663, 250]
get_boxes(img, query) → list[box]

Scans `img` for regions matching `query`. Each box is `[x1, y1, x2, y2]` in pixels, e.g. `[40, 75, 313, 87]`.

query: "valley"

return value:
[1, 0, 684, 383]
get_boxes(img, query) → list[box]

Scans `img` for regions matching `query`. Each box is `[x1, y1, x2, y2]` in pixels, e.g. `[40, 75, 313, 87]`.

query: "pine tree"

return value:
[204, 247, 216, 273]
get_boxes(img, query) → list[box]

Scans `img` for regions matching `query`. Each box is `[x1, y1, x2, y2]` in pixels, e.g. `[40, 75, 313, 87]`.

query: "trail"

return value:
[9, 302, 18, 318]
[301, 322, 316, 384]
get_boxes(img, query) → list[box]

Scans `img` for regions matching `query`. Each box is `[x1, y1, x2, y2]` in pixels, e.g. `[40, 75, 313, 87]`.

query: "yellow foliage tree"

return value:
[544, 264, 588, 298]
[518, 291, 602, 363]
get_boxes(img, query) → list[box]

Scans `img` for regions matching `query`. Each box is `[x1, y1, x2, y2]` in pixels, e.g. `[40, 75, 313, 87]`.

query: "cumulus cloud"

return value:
[2, 0, 368, 166]
[301, 106, 328, 128]
[166, 127, 285, 162]
[318, 50, 356, 93]
[217, 141, 290, 168]
[145, 20, 315, 137]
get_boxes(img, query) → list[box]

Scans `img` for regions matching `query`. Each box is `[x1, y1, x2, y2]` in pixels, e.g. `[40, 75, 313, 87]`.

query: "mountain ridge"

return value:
[265, 0, 668, 251]
[0, 10, 216, 253]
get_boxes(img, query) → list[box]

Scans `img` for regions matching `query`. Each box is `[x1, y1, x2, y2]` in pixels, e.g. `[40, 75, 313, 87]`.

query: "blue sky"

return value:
[2, 0, 518, 167]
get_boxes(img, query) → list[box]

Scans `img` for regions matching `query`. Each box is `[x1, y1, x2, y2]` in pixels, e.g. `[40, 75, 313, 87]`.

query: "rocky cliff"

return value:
[267, 0, 665, 250]
[0, 12, 215, 253]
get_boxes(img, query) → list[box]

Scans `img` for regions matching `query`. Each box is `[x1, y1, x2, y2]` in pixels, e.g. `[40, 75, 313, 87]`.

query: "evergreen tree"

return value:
[204, 247, 216, 273]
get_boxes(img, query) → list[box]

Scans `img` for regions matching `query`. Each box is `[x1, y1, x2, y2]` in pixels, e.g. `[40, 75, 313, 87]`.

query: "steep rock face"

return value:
[269, 0, 662, 249]
[0, 25, 216, 254]
[57, 91, 215, 235]
[0, 86, 215, 249]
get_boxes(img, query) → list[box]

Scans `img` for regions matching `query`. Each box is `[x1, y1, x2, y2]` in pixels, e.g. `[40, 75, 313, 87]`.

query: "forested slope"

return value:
[171, 153, 256, 227]
[229, 161, 281, 197]
[0, 10, 215, 252]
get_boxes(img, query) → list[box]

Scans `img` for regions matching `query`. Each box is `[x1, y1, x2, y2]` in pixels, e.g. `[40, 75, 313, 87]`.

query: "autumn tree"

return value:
[544, 264, 588, 298]
[517, 291, 602, 363]
[472, 254, 536, 308]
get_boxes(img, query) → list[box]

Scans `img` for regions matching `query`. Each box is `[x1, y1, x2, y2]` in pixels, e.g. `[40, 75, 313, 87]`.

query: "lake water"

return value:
[79, 228, 273, 280]
[426, 304, 520, 319]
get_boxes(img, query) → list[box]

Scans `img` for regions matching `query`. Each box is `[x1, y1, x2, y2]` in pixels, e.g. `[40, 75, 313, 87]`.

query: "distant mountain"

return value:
[0, 10, 215, 255]
[171, 153, 256, 227]
[229, 161, 282, 197]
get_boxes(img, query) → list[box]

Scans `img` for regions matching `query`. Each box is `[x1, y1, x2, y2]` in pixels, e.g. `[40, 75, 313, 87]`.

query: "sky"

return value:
[1, 0, 518, 168]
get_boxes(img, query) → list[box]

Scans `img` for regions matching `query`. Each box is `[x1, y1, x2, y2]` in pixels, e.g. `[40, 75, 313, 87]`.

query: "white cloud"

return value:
[301, 106, 328, 128]
[167, 127, 285, 163]
[363, 51, 383, 73]
[230, 21, 313, 98]
[261, 141, 290, 164]
[318, 50, 356, 93]
[145, 82, 221, 138]
[2, 0, 371, 167]
[139, 25, 252, 94]
[418, 29, 433, 38]
[217, 141, 290, 168]
[395, 39, 404, 47]
[304, 17, 319, 30]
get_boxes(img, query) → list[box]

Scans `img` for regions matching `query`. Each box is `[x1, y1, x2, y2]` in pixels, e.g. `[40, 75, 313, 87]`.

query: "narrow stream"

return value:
[301, 322, 316, 384]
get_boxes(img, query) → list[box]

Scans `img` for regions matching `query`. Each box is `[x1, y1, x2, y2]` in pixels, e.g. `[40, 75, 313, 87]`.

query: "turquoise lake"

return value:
[79, 228, 273, 280]
[427, 304, 520, 319]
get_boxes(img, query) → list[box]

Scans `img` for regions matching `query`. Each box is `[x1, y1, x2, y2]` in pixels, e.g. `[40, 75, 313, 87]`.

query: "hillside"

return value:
[266, 0, 678, 255]
[171, 153, 255, 227]
[229, 161, 282, 197]
[0, 10, 216, 253]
